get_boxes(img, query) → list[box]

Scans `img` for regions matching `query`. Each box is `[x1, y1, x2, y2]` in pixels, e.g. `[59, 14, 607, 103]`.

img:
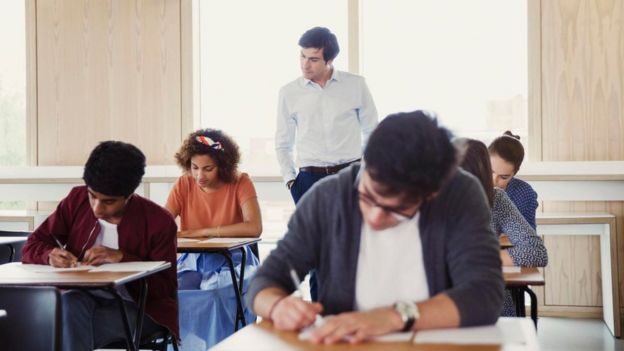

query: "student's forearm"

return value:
[413, 293, 461, 330]
[178, 222, 262, 238]
[253, 287, 289, 319]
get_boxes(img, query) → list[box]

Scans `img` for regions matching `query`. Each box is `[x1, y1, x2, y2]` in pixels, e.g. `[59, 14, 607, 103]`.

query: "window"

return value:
[361, 0, 528, 147]
[0, 1, 27, 167]
[198, 0, 348, 176]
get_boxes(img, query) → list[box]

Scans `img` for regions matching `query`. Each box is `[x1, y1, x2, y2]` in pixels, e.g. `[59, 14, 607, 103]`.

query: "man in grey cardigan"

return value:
[247, 111, 504, 344]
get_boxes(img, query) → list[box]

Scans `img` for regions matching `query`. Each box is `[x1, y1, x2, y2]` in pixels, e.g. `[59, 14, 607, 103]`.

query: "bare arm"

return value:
[500, 248, 515, 265]
[176, 197, 263, 238]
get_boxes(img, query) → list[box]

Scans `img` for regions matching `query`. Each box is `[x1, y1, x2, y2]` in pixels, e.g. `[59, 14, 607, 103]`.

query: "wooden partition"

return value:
[33, 0, 190, 165]
[530, 0, 624, 329]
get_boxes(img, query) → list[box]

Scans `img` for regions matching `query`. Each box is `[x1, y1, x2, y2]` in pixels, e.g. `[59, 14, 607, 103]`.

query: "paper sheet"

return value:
[198, 237, 258, 244]
[18, 264, 94, 273]
[503, 266, 522, 273]
[89, 261, 167, 272]
[177, 238, 201, 243]
[414, 318, 527, 345]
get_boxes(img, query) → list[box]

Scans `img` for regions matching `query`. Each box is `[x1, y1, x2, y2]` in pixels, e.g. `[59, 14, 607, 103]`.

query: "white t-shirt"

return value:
[94, 219, 119, 249]
[355, 213, 430, 311]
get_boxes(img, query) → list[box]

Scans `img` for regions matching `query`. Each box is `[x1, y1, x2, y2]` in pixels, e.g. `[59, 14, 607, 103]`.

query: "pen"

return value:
[289, 266, 306, 298]
[50, 233, 66, 250]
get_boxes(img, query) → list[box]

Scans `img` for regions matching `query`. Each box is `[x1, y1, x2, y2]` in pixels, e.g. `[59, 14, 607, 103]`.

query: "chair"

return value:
[0, 230, 30, 263]
[0, 286, 62, 351]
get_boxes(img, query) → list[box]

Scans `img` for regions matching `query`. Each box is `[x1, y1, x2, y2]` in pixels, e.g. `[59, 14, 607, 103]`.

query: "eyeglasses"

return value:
[358, 191, 418, 223]
[78, 220, 100, 262]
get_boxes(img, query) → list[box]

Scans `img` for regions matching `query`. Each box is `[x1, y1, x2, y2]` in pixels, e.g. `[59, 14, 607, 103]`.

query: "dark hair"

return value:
[363, 111, 457, 203]
[455, 138, 494, 207]
[175, 129, 241, 184]
[82, 141, 146, 198]
[298, 27, 340, 62]
[488, 131, 525, 173]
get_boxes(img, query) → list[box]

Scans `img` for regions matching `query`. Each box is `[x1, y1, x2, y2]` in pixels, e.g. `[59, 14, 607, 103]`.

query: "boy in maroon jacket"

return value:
[22, 141, 178, 351]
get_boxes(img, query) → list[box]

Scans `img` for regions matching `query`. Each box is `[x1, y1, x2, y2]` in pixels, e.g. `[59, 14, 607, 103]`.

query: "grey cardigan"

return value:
[246, 165, 504, 326]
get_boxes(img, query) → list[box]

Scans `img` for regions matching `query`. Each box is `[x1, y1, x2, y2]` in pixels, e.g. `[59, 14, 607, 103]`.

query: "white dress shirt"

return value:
[275, 70, 378, 183]
[355, 213, 430, 311]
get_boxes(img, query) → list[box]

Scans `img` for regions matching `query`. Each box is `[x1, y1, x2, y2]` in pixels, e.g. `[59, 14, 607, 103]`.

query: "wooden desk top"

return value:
[177, 238, 261, 253]
[503, 267, 544, 287]
[0, 262, 170, 288]
[211, 321, 506, 351]
[0, 237, 28, 245]
[499, 235, 512, 249]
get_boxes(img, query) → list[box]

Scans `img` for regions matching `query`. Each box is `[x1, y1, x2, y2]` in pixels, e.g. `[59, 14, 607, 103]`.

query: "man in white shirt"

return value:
[275, 26, 378, 203]
[275, 27, 378, 300]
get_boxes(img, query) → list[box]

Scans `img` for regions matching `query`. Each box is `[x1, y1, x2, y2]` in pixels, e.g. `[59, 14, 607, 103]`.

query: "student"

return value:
[488, 131, 538, 230]
[248, 111, 503, 344]
[165, 129, 262, 348]
[22, 141, 178, 351]
[455, 138, 548, 316]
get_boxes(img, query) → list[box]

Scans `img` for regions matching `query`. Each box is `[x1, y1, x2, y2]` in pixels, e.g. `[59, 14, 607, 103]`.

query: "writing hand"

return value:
[48, 248, 78, 268]
[310, 308, 403, 344]
[82, 245, 123, 266]
[271, 296, 323, 331]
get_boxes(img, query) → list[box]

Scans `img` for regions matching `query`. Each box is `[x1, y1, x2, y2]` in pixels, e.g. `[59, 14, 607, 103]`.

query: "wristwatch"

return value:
[394, 300, 419, 332]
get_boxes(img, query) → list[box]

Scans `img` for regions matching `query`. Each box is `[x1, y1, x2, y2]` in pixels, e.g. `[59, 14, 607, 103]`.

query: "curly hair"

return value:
[488, 131, 525, 173]
[83, 141, 146, 198]
[175, 129, 241, 184]
[363, 111, 457, 203]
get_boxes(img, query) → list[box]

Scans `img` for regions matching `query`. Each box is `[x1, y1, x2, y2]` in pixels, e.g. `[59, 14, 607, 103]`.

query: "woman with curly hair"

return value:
[166, 128, 262, 349]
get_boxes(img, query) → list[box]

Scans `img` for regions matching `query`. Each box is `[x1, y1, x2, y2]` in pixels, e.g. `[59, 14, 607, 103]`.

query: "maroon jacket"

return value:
[22, 186, 179, 338]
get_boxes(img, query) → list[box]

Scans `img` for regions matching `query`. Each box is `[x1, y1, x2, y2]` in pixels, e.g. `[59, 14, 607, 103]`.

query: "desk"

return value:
[0, 236, 28, 262]
[0, 262, 170, 351]
[211, 319, 538, 351]
[536, 212, 620, 337]
[504, 267, 544, 327]
[177, 237, 261, 331]
[499, 235, 512, 249]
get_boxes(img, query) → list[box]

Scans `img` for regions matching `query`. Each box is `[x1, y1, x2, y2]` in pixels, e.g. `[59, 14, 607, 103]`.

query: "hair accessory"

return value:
[196, 135, 224, 151]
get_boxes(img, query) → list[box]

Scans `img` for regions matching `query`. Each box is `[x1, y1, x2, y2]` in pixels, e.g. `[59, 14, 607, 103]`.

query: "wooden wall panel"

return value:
[36, 0, 182, 165]
[541, 0, 624, 161]
[537, 201, 624, 317]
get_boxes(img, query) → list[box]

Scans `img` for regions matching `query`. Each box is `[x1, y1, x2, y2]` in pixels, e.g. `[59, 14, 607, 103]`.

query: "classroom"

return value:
[0, 1, 623, 350]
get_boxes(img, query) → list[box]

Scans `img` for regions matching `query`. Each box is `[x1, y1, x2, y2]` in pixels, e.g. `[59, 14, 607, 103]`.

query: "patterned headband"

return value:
[195, 135, 224, 151]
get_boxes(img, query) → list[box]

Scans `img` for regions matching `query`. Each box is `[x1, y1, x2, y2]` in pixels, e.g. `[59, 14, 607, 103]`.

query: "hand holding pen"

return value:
[48, 234, 78, 268]
[268, 266, 323, 331]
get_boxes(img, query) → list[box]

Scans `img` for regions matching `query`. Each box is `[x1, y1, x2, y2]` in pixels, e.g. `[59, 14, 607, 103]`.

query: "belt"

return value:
[299, 159, 360, 175]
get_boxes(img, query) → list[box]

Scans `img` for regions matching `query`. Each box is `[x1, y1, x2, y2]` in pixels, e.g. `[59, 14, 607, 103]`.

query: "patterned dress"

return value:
[491, 188, 548, 316]
[505, 177, 538, 230]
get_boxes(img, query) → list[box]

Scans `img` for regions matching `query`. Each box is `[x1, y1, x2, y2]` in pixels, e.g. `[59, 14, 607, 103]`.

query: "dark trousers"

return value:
[290, 170, 333, 301]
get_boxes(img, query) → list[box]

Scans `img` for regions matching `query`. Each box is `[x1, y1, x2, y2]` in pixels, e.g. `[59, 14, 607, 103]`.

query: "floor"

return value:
[538, 317, 624, 351]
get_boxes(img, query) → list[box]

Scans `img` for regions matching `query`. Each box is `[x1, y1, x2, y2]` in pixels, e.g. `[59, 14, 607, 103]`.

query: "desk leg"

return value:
[8, 244, 15, 262]
[239, 247, 246, 295]
[134, 279, 148, 350]
[221, 250, 246, 331]
[523, 286, 538, 329]
[109, 288, 137, 351]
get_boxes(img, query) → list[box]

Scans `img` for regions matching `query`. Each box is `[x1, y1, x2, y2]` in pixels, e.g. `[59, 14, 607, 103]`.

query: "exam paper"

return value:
[414, 318, 526, 345]
[89, 261, 167, 272]
[503, 266, 522, 273]
[198, 237, 258, 244]
[177, 238, 201, 243]
[18, 264, 94, 273]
